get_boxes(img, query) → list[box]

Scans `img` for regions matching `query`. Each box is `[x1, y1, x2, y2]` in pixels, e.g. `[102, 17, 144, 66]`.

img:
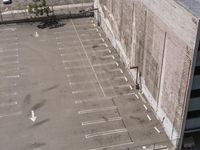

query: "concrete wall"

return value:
[94, 0, 199, 143]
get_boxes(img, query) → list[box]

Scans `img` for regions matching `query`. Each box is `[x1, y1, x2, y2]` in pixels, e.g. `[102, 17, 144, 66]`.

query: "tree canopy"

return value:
[28, 0, 52, 17]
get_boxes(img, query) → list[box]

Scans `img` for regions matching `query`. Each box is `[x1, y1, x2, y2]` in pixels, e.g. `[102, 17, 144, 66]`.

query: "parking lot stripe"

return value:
[3, 75, 20, 79]
[0, 48, 19, 53]
[75, 92, 135, 104]
[147, 115, 152, 121]
[0, 28, 16, 31]
[72, 89, 97, 94]
[134, 94, 139, 99]
[89, 142, 134, 150]
[143, 105, 148, 110]
[0, 61, 19, 66]
[82, 38, 105, 42]
[154, 127, 161, 133]
[0, 101, 18, 107]
[0, 111, 22, 119]
[85, 128, 128, 139]
[78, 106, 117, 114]
[82, 117, 122, 126]
[0, 54, 19, 58]
[72, 20, 106, 97]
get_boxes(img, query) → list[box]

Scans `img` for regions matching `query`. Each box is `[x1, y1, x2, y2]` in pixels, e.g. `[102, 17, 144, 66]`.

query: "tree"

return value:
[28, 0, 52, 17]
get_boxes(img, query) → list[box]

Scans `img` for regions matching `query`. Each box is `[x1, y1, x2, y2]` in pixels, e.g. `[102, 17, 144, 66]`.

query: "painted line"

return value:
[78, 106, 117, 114]
[0, 83, 17, 88]
[57, 42, 63, 45]
[85, 128, 128, 139]
[0, 48, 19, 53]
[0, 92, 18, 97]
[67, 72, 93, 78]
[0, 67, 20, 73]
[0, 111, 22, 119]
[92, 61, 119, 67]
[3, 75, 20, 78]
[75, 93, 135, 104]
[101, 55, 115, 60]
[82, 117, 122, 126]
[147, 115, 152, 121]
[0, 101, 18, 107]
[65, 66, 91, 70]
[0, 54, 19, 58]
[72, 20, 106, 97]
[69, 80, 96, 85]
[154, 127, 161, 133]
[62, 58, 88, 63]
[89, 142, 134, 150]
[75, 97, 112, 104]
[84, 43, 108, 48]
[143, 105, 148, 110]
[77, 28, 99, 32]
[0, 28, 16, 31]
[105, 84, 133, 90]
[0, 37, 18, 41]
[134, 94, 139, 99]
[0, 61, 19, 66]
[82, 38, 104, 42]
[98, 33, 102, 37]
[72, 89, 96, 94]
[60, 52, 84, 57]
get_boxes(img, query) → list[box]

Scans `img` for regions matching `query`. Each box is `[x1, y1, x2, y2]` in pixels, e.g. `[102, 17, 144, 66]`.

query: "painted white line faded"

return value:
[82, 117, 122, 126]
[147, 115, 152, 121]
[134, 94, 139, 99]
[89, 142, 134, 150]
[154, 127, 161, 133]
[0, 111, 22, 119]
[78, 106, 117, 114]
[85, 128, 128, 139]
[0, 101, 18, 107]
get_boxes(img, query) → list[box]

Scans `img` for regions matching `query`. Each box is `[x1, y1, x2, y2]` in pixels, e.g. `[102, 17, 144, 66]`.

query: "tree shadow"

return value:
[37, 16, 65, 29]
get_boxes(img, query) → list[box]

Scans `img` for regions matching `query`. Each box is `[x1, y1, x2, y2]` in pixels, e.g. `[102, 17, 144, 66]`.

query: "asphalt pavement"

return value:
[0, 18, 173, 150]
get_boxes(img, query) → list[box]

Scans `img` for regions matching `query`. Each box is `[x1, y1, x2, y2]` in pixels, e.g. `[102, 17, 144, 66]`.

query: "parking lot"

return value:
[0, 18, 172, 150]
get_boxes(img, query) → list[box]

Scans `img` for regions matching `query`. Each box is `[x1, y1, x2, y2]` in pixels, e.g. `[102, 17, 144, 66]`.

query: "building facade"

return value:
[94, 0, 200, 149]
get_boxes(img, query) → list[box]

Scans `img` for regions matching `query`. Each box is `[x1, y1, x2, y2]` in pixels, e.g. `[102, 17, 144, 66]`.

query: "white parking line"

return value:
[0, 28, 16, 31]
[147, 115, 152, 121]
[3, 75, 20, 79]
[82, 38, 105, 42]
[143, 105, 148, 110]
[0, 61, 19, 66]
[85, 128, 128, 139]
[0, 48, 19, 53]
[75, 92, 135, 104]
[72, 89, 96, 94]
[78, 106, 117, 114]
[0, 101, 18, 107]
[82, 117, 122, 126]
[0, 92, 18, 97]
[92, 61, 119, 67]
[0, 37, 18, 41]
[0, 111, 22, 119]
[0, 54, 19, 58]
[89, 142, 134, 150]
[154, 127, 161, 133]
[84, 43, 108, 48]
[62, 58, 88, 63]
[134, 94, 139, 99]
[77, 28, 99, 32]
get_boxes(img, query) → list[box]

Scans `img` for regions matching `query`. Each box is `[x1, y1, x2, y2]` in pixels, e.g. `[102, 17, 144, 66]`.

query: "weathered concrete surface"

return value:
[0, 18, 172, 150]
[94, 0, 200, 146]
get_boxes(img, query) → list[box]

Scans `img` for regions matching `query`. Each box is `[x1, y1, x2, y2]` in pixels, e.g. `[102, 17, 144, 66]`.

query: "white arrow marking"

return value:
[30, 110, 37, 122]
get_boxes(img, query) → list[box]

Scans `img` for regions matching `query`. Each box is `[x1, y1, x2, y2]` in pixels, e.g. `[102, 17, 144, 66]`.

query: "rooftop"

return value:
[176, 0, 200, 18]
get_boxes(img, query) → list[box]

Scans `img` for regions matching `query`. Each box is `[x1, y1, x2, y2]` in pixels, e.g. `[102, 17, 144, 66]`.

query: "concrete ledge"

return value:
[0, 2, 94, 24]
[0, 12, 94, 25]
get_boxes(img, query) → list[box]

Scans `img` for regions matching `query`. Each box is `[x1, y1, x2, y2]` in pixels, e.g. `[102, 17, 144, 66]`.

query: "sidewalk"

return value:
[0, 2, 94, 23]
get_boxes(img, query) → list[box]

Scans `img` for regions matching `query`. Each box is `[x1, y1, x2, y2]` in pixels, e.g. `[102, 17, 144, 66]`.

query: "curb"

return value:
[0, 12, 94, 24]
